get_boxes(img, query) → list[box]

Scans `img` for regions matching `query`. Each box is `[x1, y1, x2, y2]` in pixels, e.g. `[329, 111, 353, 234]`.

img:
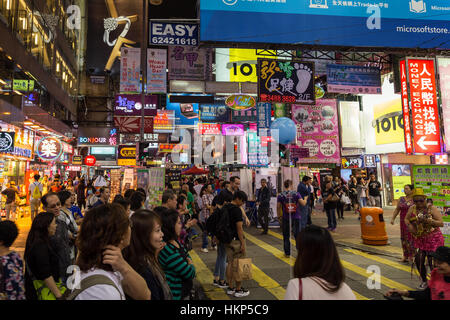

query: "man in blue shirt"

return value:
[297, 176, 312, 230]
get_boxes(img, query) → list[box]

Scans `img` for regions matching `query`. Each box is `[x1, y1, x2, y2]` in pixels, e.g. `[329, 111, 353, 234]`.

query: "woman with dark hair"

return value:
[0, 221, 25, 300]
[129, 192, 145, 216]
[76, 179, 86, 211]
[72, 203, 150, 300]
[391, 184, 416, 263]
[123, 210, 172, 300]
[57, 190, 78, 274]
[199, 184, 214, 253]
[124, 189, 135, 200]
[284, 225, 356, 300]
[24, 212, 65, 300]
[158, 209, 196, 300]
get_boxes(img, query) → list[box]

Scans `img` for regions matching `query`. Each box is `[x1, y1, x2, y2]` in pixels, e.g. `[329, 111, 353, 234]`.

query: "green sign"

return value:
[13, 80, 34, 92]
[413, 165, 450, 247]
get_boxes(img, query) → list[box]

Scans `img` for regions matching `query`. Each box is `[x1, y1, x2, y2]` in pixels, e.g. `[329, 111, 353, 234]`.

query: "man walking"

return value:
[368, 174, 382, 208]
[28, 174, 43, 221]
[2, 182, 20, 221]
[256, 179, 271, 235]
[297, 176, 312, 230]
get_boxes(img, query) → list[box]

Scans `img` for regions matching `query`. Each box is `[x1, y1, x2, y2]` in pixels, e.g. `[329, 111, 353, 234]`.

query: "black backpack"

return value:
[214, 205, 234, 244]
[205, 208, 220, 236]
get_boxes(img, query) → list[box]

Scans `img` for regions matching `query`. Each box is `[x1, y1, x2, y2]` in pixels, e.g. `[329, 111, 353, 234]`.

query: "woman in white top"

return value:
[72, 203, 150, 300]
[284, 225, 356, 300]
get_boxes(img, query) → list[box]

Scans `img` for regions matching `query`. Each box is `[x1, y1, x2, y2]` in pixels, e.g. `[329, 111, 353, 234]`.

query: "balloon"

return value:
[270, 117, 297, 145]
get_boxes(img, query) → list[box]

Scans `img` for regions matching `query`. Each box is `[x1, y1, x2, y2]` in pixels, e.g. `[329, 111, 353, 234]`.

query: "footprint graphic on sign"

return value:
[294, 63, 312, 94]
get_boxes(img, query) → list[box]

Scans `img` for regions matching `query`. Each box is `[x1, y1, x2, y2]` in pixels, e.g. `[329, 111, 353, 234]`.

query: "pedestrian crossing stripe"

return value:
[189, 250, 231, 300]
[337, 238, 403, 256]
[244, 232, 370, 300]
[251, 264, 286, 300]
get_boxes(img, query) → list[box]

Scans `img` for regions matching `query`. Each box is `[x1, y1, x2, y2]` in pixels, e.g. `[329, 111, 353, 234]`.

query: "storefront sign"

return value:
[258, 59, 315, 105]
[84, 155, 96, 166]
[78, 136, 115, 145]
[158, 144, 189, 153]
[66, 165, 81, 172]
[437, 57, 450, 152]
[400, 60, 414, 154]
[407, 58, 442, 154]
[147, 49, 167, 93]
[153, 110, 175, 133]
[289, 146, 310, 162]
[114, 95, 157, 116]
[392, 165, 412, 200]
[222, 124, 245, 136]
[114, 117, 154, 134]
[292, 99, 340, 164]
[150, 22, 198, 46]
[364, 155, 377, 168]
[231, 108, 257, 123]
[72, 155, 83, 165]
[247, 131, 268, 167]
[327, 64, 382, 94]
[36, 137, 63, 162]
[0, 132, 15, 153]
[168, 46, 212, 81]
[13, 79, 34, 92]
[118, 145, 137, 166]
[120, 47, 140, 93]
[225, 94, 256, 110]
[200, 1, 450, 49]
[62, 142, 73, 154]
[199, 123, 221, 135]
[341, 156, 364, 169]
[256, 102, 272, 132]
[199, 103, 230, 123]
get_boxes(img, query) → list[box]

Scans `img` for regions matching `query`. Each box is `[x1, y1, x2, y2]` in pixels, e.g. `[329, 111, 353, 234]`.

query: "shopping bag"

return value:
[233, 258, 253, 282]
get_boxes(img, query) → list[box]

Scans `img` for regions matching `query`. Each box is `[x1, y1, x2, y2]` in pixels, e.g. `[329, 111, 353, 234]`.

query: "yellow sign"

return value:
[118, 158, 136, 166]
[393, 175, 412, 200]
[373, 98, 404, 145]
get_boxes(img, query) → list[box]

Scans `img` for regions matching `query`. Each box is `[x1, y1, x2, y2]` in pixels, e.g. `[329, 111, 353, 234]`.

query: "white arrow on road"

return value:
[417, 136, 438, 150]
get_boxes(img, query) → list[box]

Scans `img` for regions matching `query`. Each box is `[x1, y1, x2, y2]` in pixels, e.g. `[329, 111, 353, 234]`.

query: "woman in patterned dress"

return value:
[390, 184, 415, 263]
[405, 188, 445, 290]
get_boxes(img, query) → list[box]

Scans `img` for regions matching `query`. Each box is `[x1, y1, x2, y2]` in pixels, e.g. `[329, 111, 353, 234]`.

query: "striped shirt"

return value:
[158, 241, 196, 300]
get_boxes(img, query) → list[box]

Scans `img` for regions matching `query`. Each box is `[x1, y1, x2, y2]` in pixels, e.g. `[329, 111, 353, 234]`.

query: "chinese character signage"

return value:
[257, 102, 272, 132]
[437, 58, 450, 152]
[114, 117, 154, 134]
[147, 49, 167, 93]
[0, 132, 15, 153]
[199, 123, 221, 135]
[289, 146, 310, 163]
[199, 103, 229, 123]
[12, 79, 34, 92]
[153, 110, 175, 133]
[364, 155, 377, 168]
[114, 95, 157, 116]
[72, 155, 83, 165]
[66, 166, 81, 172]
[148, 167, 165, 207]
[326, 64, 382, 94]
[168, 46, 212, 81]
[120, 48, 140, 93]
[150, 22, 199, 46]
[36, 137, 63, 162]
[400, 60, 414, 154]
[200, 1, 450, 49]
[158, 144, 189, 153]
[222, 124, 245, 136]
[247, 131, 268, 167]
[292, 99, 340, 164]
[231, 108, 257, 123]
[258, 59, 315, 105]
[118, 145, 137, 166]
[406, 58, 442, 154]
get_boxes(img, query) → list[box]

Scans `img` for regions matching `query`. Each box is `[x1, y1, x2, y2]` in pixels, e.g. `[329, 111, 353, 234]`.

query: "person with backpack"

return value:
[219, 191, 250, 298]
[29, 174, 43, 222]
[278, 180, 308, 258]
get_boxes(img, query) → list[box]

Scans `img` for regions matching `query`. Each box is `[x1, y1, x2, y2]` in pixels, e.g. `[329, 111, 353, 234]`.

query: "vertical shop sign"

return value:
[247, 131, 268, 167]
[148, 167, 165, 207]
[120, 48, 140, 93]
[256, 102, 271, 133]
[400, 60, 413, 154]
[147, 49, 167, 93]
[437, 58, 450, 152]
[407, 59, 442, 154]
[123, 168, 135, 190]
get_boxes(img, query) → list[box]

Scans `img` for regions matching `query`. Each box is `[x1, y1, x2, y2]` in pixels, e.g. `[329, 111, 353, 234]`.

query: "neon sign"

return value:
[225, 95, 256, 110]
[36, 137, 63, 162]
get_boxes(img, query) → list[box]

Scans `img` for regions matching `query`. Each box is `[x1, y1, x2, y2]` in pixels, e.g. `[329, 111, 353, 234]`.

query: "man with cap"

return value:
[385, 246, 450, 300]
[1, 182, 20, 221]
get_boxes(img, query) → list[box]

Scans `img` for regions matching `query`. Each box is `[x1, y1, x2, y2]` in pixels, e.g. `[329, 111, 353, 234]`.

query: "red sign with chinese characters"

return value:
[400, 60, 413, 154]
[407, 59, 441, 154]
[198, 123, 221, 135]
[84, 155, 96, 166]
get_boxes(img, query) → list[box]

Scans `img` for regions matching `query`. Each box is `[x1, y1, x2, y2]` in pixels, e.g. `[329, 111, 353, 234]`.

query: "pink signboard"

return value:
[292, 99, 341, 164]
[222, 124, 245, 136]
[438, 58, 450, 151]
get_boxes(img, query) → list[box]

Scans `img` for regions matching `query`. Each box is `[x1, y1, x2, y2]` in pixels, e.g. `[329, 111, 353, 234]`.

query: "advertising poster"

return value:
[110, 169, 121, 199]
[413, 165, 450, 247]
[292, 99, 340, 164]
[168, 46, 212, 81]
[150, 22, 199, 46]
[148, 167, 166, 208]
[248, 131, 268, 167]
[199, 101, 230, 123]
[326, 64, 382, 94]
[166, 169, 181, 190]
[137, 169, 150, 192]
[166, 94, 205, 126]
[154, 110, 175, 133]
[114, 117, 154, 134]
[198, 123, 221, 135]
[258, 59, 315, 105]
[392, 165, 412, 200]
[123, 168, 135, 191]
[273, 103, 289, 118]
[120, 47, 140, 93]
[147, 49, 167, 93]
[437, 57, 450, 152]
[114, 95, 157, 116]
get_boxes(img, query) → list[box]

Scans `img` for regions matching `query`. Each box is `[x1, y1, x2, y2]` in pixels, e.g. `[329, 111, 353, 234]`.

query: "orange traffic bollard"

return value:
[360, 207, 388, 245]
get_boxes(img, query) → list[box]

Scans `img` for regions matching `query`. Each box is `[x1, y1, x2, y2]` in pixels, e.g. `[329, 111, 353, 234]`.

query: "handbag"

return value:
[233, 258, 253, 282]
[298, 278, 303, 300]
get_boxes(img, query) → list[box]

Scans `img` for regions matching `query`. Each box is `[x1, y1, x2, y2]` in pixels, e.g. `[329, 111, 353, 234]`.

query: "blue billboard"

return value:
[166, 95, 216, 126]
[200, 0, 450, 49]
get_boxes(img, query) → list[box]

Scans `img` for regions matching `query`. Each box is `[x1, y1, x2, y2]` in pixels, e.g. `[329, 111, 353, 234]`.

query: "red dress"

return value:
[398, 197, 415, 259]
[409, 206, 445, 252]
